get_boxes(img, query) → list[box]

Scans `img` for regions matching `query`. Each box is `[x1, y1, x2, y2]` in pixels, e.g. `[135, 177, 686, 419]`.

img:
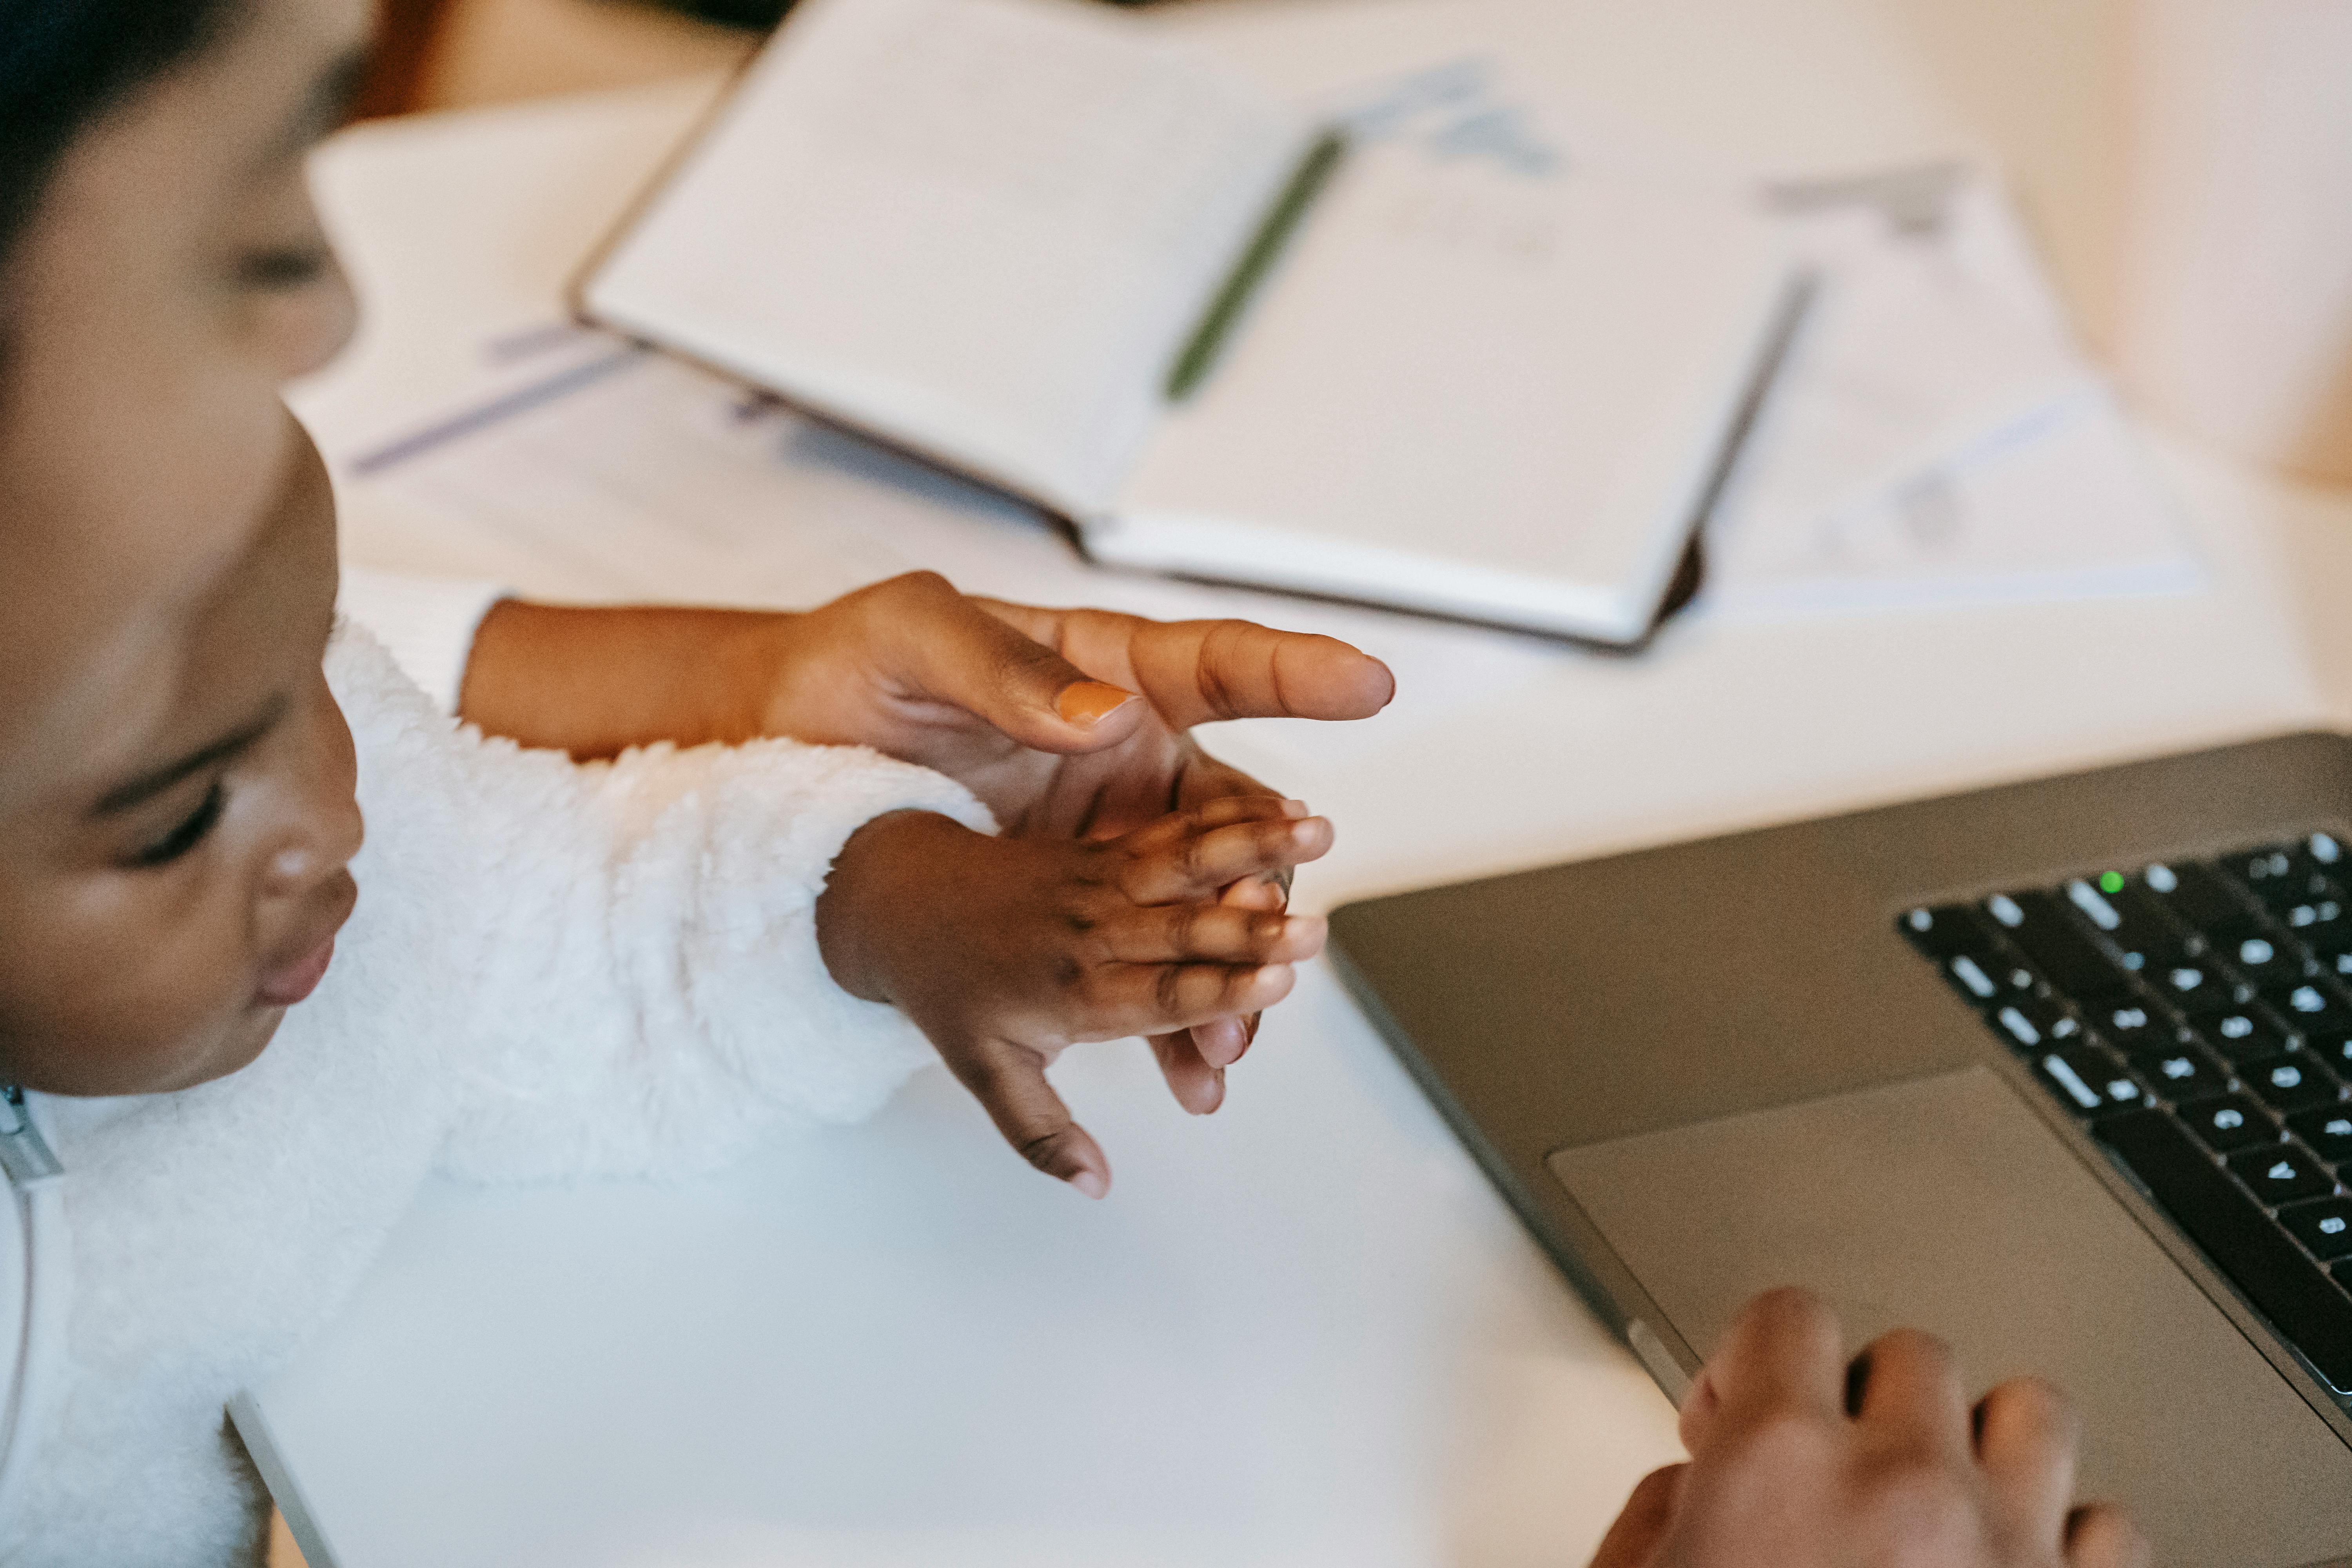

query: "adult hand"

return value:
[1588, 1289, 2148, 1568]
[751, 572, 1393, 1112]
[751, 572, 1394, 837]
[462, 571, 1394, 1127]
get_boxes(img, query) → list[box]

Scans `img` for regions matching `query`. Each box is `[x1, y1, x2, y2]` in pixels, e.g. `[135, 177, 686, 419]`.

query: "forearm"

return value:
[458, 600, 803, 759]
[388, 683, 998, 1181]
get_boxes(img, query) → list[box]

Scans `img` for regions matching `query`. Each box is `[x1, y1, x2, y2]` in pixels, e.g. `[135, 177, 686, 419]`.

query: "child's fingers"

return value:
[1085, 961, 1297, 1038]
[1150, 1012, 1255, 1092]
[1147, 1029, 1225, 1115]
[939, 1036, 1112, 1199]
[1115, 795, 1307, 857]
[1191, 881, 1282, 1068]
[1188, 1013, 1254, 1071]
[1121, 815, 1333, 905]
[1218, 876, 1289, 913]
[1096, 906, 1326, 966]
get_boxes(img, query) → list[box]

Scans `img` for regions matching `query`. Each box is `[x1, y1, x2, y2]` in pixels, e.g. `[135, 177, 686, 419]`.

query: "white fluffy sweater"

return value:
[0, 605, 992, 1565]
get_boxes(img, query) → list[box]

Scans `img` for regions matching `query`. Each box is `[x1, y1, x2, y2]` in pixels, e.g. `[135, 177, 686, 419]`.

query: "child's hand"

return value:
[816, 797, 1334, 1196]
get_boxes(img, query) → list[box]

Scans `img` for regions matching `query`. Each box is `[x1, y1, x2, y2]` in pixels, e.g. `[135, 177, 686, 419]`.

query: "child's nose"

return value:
[262, 794, 364, 897]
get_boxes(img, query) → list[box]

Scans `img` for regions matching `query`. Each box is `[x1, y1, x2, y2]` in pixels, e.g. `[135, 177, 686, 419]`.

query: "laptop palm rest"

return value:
[1546, 1066, 2352, 1567]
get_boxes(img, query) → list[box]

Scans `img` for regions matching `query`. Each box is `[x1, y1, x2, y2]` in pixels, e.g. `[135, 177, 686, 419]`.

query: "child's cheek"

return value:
[81, 943, 285, 1096]
[0, 880, 274, 1097]
[240, 266, 359, 383]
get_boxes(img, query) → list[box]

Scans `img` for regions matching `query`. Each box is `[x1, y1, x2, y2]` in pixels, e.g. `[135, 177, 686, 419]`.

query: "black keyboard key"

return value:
[2221, 843, 2332, 909]
[2303, 1031, 2352, 1077]
[1986, 892, 2134, 1003]
[2085, 879, 2203, 970]
[1924, 949, 2019, 1004]
[2290, 1106, 2352, 1164]
[2281, 1197, 2352, 1261]
[2222, 838, 2352, 922]
[1989, 995, 2083, 1050]
[2335, 1259, 2352, 1294]
[2149, 960, 2249, 1017]
[1898, 904, 1987, 959]
[2278, 893, 2350, 939]
[2031, 1046, 2147, 1115]
[2178, 1093, 2278, 1153]
[2214, 930, 2302, 987]
[2224, 842, 2298, 886]
[2277, 902, 2352, 949]
[2304, 931, 2352, 982]
[2241, 1053, 2345, 1114]
[2302, 831, 2349, 874]
[2127, 1043, 2228, 1100]
[2190, 1007, 2295, 1062]
[2062, 877, 2128, 931]
[1898, 909, 2036, 1005]
[2261, 979, 2352, 1038]
[2141, 861, 2256, 935]
[2090, 998, 2178, 1049]
[2098, 1109, 2352, 1393]
[2227, 1143, 2337, 1205]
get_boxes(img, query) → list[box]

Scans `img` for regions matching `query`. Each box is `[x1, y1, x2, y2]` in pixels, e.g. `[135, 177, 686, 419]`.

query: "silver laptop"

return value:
[1329, 731, 2352, 1566]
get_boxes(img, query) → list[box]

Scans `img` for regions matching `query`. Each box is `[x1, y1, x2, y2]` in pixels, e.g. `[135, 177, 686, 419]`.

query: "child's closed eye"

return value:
[127, 780, 229, 869]
[233, 244, 334, 292]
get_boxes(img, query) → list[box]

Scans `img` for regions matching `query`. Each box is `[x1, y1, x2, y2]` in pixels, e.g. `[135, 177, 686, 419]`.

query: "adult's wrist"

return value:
[459, 600, 805, 757]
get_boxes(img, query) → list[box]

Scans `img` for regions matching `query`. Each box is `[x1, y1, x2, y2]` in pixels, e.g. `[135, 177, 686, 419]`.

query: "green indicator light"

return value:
[2098, 871, 2125, 894]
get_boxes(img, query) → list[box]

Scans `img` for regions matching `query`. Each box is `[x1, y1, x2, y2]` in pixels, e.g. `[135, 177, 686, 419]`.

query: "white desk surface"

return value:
[259, 2, 2352, 1564]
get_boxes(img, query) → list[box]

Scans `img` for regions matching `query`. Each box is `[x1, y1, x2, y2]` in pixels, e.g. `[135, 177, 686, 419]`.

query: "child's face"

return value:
[0, 0, 376, 1095]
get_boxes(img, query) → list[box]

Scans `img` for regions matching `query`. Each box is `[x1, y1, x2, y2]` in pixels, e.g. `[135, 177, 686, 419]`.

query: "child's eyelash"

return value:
[236, 246, 330, 290]
[131, 782, 228, 869]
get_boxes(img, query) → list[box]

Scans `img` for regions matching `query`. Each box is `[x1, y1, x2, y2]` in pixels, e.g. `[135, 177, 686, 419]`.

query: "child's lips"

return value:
[255, 935, 337, 1008]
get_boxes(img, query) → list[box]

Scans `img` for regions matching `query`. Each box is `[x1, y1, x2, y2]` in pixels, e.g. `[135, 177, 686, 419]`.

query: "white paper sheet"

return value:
[1697, 171, 2204, 622]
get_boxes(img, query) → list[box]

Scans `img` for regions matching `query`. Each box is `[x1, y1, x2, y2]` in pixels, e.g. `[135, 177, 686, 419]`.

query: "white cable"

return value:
[0, 1100, 67, 1524]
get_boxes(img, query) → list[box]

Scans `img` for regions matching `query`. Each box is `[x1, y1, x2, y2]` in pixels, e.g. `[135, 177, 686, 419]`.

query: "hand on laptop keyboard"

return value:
[1585, 1289, 2147, 1568]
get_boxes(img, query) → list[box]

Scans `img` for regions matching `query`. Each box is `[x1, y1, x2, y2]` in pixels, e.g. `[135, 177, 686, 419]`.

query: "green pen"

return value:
[1163, 128, 1350, 403]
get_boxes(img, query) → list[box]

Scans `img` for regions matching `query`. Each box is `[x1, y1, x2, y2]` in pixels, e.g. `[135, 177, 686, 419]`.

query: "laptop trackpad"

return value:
[1546, 1066, 2352, 1567]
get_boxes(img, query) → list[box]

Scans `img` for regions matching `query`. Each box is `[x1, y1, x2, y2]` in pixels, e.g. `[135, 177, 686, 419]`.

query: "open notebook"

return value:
[576, 0, 1803, 644]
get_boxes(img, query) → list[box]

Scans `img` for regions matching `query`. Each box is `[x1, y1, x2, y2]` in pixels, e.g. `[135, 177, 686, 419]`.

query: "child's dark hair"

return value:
[0, 0, 239, 274]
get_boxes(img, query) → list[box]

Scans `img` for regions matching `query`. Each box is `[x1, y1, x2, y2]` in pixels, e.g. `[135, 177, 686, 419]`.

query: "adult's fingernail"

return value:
[1280, 798, 1311, 818]
[1056, 681, 1138, 728]
[1067, 1168, 1109, 1199]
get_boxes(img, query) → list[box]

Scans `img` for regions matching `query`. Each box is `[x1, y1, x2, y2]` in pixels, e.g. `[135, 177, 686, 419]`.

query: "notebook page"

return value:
[583, 0, 1312, 517]
[1103, 134, 1790, 640]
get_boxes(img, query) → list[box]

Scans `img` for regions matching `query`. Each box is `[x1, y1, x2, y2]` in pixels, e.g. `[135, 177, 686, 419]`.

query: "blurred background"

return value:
[359, 0, 762, 114]
[359, 0, 2352, 491]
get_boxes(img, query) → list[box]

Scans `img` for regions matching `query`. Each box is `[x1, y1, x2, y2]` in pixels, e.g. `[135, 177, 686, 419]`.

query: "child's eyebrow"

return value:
[93, 696, 289, 817]
[256, 46, 375, 169]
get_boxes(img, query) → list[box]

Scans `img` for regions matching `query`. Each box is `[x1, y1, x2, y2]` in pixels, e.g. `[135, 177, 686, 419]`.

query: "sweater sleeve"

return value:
[326, 619, 994, 1186]
[336, 565, 508, 714]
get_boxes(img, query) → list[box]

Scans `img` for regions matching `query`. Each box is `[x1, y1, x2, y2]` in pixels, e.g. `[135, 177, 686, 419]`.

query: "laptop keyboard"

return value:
[1899, 833, 2352, 1397]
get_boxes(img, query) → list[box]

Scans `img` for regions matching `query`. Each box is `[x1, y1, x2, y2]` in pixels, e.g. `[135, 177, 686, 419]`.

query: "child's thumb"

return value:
[946, 1037, 1112, 1199]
